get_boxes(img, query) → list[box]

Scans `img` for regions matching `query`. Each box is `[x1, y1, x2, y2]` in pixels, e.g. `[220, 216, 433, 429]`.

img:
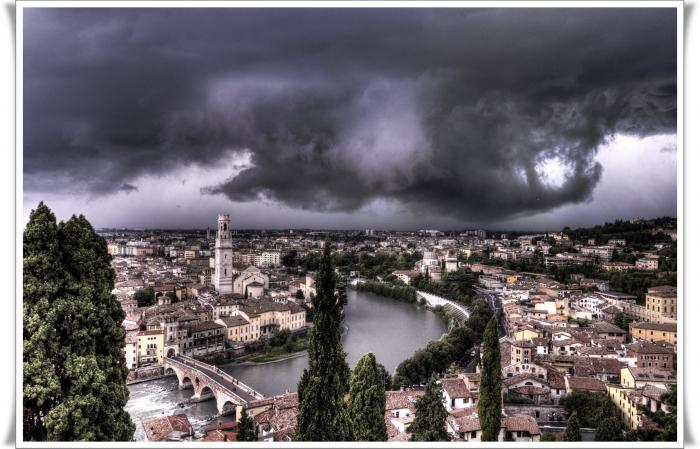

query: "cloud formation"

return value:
[23, 8, 677, 224]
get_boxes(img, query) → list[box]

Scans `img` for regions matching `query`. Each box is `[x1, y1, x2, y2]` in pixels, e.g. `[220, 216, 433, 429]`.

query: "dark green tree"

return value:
[409, 374, 450, 441]
[23, 203, 63, 441]
[560, 391, 618, 428]
[478, 317, 502, 441]
[563, 411, 582, 441]
[347, 353, 387, 441]
[237, 407, 257, 441]
[541, 432, 556, 441]
[656, 384, 677, 441]
[134, 286, 155, 307]
[23, 203, 135, 441]
[295, 289, 305, 300]
[282, 250, 298, 267]
[294, 239, 352, 441]
[595, 416, 624, 441]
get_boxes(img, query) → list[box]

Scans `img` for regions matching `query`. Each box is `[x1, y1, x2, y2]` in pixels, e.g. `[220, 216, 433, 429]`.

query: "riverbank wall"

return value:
[127, 365, 175, 385]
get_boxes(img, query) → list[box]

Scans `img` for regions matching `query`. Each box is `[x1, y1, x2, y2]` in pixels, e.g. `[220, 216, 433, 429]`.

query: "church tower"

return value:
[214, 213, 233, 293]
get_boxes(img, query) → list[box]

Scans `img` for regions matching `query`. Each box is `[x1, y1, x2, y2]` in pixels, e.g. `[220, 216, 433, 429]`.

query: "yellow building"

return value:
[136, 329, 165, 366]
[620, 367, 677, 389]
[629, 322, 677, 349]
[506, 275, 520, 285]
[237, 301, 306, 337]
[216, 315, 257, 343]
[513, 327, 541, 341]
[645, 286, 677, 319]
[607, 385, 643, 429]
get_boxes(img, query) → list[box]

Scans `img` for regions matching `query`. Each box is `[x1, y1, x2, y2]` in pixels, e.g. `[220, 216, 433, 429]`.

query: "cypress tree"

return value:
[23, 203, 64, 441]
[563, 410, 582, 441]
[237, 407, 257, 441]
[410, 374, 450, 441]
[478, 316, 502, 441]
[294, 239, 352, 441]
[23, 203, 135, 441]
[347, 353, 387, 441]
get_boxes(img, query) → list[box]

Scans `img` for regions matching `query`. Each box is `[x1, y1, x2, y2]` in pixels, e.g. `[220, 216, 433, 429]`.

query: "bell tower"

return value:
[214, 213, 233, 293]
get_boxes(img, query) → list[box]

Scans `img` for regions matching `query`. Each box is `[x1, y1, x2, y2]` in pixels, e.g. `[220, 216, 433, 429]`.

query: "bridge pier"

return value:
[190, 391, 215, 403]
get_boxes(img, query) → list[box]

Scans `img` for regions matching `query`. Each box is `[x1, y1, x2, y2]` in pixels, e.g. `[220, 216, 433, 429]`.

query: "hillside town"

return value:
[105, 213, 678, 442]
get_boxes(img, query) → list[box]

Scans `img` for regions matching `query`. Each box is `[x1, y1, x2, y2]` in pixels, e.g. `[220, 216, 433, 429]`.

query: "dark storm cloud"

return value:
[118, 183, 138, 193]
[23, 7, 677, 222]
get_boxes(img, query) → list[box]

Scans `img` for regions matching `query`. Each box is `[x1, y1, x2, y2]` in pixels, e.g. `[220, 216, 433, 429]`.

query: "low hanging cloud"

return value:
[23, 8, 677, 223]
[118, 183, 139, 194]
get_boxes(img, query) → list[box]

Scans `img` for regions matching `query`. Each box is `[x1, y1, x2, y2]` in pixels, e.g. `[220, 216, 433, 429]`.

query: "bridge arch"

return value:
[198, 385, 215, 399]
[180, 375, 193, 390]
[218, 398, 237, 417]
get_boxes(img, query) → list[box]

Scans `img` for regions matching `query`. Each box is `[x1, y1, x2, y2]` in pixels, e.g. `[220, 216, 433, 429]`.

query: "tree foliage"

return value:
[409, 374, 450, 441]
[393, 299, 491, 388]
[294, 239, 352, 441]
[347, 353, 387, 441]
[353, 281, 417, 303]
[540, 432, 556, 441]
[560, 391, 617, 428]
[478, 316, 502, 441]
[237, 407, 257, 441]
[595, 416, 624, 441]
[23, 202, 134, 441]
[563, 411, 582, 441]
[134, 286, 155, 307]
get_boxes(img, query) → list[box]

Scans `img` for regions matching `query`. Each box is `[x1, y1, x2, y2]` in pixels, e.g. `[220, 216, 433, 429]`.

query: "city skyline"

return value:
[23, 8, 677, 230]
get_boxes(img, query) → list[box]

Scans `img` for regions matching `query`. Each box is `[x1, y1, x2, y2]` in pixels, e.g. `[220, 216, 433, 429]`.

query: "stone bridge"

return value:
[164, 354, 265, 418]
[416, 290, 471, 322]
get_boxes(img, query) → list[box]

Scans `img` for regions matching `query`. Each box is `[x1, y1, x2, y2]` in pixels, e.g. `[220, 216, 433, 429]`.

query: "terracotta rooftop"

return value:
[627, 367, 677, 382]
[565, 376, 607, 392]
[200, 430, 237, 442]
[626, 340, 674, 354]
[142, 414, 192, 442]
[511, 385, 550, 396]
[502, 414, 541, 435]
[631, 322, 677, 332]
[440, 378, 469, 399]
[184, 320, 225, 333]
[385, 390, 424, 412]
[219, 315, 250, 327]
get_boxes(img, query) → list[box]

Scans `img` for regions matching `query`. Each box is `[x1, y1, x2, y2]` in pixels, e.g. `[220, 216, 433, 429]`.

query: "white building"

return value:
[255, 251, 281, 268]
[233, 266, 270, 297]
[636, 258, 659, 271]
[420, 251, 440, 275]
[445, 257, 460, 273]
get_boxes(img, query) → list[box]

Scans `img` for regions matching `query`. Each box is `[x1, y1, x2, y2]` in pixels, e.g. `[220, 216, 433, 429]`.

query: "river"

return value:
[125, 289, 447, 440]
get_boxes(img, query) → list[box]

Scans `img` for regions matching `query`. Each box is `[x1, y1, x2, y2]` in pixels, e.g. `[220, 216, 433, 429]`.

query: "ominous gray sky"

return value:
[23, 7, 677, 230]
